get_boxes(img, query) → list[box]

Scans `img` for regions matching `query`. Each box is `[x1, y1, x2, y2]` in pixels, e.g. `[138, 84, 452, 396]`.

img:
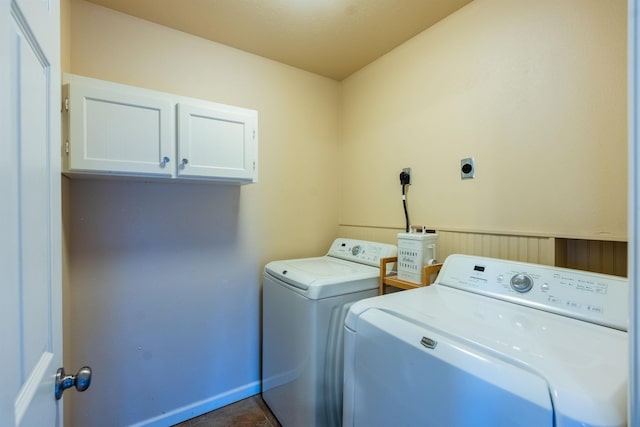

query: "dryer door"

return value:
[343, 309, 554, 427]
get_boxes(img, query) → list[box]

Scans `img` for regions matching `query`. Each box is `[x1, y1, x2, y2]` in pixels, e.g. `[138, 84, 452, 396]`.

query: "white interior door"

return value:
[0, 0, 63, 425]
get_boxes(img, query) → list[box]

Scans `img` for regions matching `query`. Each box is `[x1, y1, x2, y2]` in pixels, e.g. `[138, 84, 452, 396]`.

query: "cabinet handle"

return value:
[181, 158, 189, 168]
[160, 156, 170, 167]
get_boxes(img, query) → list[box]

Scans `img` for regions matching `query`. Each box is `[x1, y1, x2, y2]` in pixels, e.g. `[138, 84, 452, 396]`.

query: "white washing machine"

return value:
[262, 238, 397, 427]
[343, 254, 628, 427]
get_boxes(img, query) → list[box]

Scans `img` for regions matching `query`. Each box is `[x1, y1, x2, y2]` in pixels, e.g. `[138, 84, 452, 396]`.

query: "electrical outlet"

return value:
[461, 158, 475, 179]
[402, 167, 412, 185]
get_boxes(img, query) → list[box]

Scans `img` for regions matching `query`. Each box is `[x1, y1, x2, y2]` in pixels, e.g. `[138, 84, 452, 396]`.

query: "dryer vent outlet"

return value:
[461, 158, 475, 180]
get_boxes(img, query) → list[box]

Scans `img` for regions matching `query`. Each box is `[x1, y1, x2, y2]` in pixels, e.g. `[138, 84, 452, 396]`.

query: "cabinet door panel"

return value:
[177, 103, 257, 182]
[66, 79, 174, 177]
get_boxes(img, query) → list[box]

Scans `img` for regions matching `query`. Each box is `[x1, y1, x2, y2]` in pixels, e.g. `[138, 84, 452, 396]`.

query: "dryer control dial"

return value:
[351, 245, 362, 256]
[510, 273, 534, 293]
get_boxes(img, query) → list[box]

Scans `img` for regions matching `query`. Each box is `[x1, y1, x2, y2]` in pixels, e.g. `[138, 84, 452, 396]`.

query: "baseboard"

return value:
[129, 381, 261, 427]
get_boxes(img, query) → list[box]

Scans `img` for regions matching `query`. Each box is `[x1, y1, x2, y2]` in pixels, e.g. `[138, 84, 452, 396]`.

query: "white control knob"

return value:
[510, 273, 534, 293]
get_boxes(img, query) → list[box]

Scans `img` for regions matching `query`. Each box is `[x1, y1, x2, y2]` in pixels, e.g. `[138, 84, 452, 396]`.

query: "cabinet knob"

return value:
[160, 156, 170, 167]
[181, 158, 189, 168]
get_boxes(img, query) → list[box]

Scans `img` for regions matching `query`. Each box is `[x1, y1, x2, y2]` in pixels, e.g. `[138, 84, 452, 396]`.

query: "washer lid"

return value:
[346, 284, 628, 426]
[265, 256, 378, 299]
[348, 307, 554, 427]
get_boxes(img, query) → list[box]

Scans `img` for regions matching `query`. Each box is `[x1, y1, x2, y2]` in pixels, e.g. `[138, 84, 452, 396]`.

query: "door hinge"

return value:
[253, 130, 256, 139]
[65, 141, 69, 154]
[64, 98, 69, 111]
[253, 161, 256, 171]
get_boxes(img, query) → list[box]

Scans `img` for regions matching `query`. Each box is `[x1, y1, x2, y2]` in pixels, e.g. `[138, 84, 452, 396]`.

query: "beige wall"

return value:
[339, 0, 627, 242]
[62, 1, 340, 425]
[69, 0, 341, 261]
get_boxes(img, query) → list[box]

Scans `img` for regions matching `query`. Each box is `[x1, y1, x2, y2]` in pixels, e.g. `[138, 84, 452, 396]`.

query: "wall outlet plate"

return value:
[461, 158, 475, 179]
[402, 167, 412, 185]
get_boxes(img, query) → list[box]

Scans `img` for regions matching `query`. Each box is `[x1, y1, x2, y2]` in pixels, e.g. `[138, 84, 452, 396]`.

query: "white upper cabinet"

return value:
[63, 75, 175, 177]
[177, 102, 257, 180]
[62, 74, 258, 184]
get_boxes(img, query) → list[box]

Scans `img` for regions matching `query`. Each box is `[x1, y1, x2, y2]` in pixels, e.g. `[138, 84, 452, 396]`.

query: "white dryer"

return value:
[343, 254, 628, 427]
[262, 238, 397, 427]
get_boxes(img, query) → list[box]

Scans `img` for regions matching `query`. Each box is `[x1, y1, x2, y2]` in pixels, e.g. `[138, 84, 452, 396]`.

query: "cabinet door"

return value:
[177, 103, 258, 182]
[65, 76, 175, 177]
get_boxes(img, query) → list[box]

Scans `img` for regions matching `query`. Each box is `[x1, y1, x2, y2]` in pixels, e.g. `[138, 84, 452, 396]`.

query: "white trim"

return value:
[129, 381, 261, 427]
[629, 0, 638, 425]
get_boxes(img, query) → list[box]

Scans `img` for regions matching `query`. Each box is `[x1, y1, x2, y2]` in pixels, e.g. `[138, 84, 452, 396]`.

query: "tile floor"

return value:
[172, 395, 281, 427]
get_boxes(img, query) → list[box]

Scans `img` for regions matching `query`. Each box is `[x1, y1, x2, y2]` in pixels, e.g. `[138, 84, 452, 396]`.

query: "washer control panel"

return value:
[436, 254, 628, 330]
[327, 238, 397, 267]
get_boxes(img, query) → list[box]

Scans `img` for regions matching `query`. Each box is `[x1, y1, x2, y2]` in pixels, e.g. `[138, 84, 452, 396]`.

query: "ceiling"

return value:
[83, 0, 473, 80]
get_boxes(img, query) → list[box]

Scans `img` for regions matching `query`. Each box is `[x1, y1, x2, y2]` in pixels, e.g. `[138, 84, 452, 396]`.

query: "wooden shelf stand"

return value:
[378, 257, 443, 295]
